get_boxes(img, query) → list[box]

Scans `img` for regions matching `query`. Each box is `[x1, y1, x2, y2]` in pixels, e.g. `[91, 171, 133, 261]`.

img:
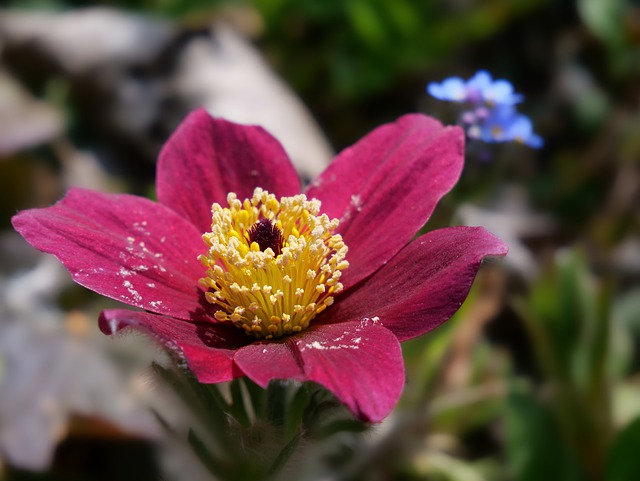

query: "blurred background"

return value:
[0, 0, 639, 480]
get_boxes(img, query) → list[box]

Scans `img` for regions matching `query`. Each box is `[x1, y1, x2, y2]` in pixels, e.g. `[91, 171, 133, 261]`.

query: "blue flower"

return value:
[427, 76, 467, 102]
[427, 70, 523, 106]
[428, 70, 542, 149]
[478, 105, 543, 148]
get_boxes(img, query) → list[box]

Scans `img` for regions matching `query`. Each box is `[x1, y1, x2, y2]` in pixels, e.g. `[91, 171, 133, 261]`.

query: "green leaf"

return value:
[413, 451, 488, 481]
[505, 384, 585, 481]
[578, 0, 625, 47]
[229, 377, 252, 427]
[312, 418, 369, 440]
[613, 287, 640, 334]
[242, 377, 268, 420]
[266, 380, 289, 428]
[265, 430, 303, 477]
[606, 416, 640, 481]
[345, 0, 386, 47]
[187, 428, 230, 480]
[151, 363, 229, 433]
[285, 382, 312, 435]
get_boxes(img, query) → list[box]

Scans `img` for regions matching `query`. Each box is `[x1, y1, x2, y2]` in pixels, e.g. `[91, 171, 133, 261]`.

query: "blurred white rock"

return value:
[0, 234, 160, 470]
[0, 70, 63, 156]
[0, 8, 176, 74]
[173, 25, 334, 181]
[457, 186, 555, 280]
[0, 7, 333, 181]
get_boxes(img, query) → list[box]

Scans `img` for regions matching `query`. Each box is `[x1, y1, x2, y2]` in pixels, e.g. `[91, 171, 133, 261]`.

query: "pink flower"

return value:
[12, 109, 507, 422]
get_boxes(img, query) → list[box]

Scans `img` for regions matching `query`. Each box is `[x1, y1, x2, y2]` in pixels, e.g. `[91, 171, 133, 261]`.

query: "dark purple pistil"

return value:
[248, 219, 284, 256]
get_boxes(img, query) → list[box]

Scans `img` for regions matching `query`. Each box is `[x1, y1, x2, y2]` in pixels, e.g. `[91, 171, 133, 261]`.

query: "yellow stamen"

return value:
[199, 188, 349, 339]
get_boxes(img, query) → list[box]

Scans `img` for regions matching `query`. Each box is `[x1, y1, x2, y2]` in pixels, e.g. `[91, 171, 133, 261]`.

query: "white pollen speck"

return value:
[310, 177, 323, 188]
[333, 333, 347, 343]
[350, 194, 362, 212]
[302, 339, 360, 351]
[147, 283, 156, 288]
[132, 221, 150, 235]
[119, 267, 133, 277]
[123, 280, 142, 302]
[308, 341, 326, 350]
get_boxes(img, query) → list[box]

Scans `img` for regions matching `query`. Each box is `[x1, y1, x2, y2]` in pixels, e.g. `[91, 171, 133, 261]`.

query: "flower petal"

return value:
[466, 70, 493, 94]
[99, 309, 249, 383]
[306, 114, 464, 288]
[156, 109, 302, 233]
[327, 227, 508, 341]
[12, 188, 208, 320]
[233, 320, 404, 422]
[427, 77, 467, 102]
[485, 80, 523, 105]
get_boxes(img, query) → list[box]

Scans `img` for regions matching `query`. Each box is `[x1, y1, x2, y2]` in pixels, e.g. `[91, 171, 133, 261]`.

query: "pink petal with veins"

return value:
[157, 109, 301, 233]
[328, 226, 508, 341]
[234, 320, 404, 422]
[12, 188, 207, 321]
[306, 114, 464, 288]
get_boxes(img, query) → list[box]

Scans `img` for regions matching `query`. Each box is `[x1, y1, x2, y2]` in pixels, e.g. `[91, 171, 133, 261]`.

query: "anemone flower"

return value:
[12, 109, 507, 422]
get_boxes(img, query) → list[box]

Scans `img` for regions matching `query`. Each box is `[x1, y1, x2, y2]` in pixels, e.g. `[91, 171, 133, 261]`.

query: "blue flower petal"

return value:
[477, 107, 543, 148]
[466, 70, 492, 91]
[485, 80, 523, 105]
[509, 115, 544, 148]
[478, 105, 516, 142]
[427, 77, 467, 102]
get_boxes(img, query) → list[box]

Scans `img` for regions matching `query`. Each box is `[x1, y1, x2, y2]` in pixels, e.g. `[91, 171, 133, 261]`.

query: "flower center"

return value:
[198, 188, 349, 339]
[248, 218, 284, 256]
